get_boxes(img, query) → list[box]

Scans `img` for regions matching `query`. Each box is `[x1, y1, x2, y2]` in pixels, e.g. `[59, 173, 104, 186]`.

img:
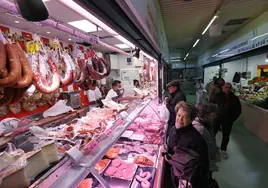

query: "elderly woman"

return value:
[193, 103, 221, 177]
[167, 101, 209, 188]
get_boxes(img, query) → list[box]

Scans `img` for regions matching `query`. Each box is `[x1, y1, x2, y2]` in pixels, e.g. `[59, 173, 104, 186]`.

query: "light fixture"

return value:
[266, 54, 268, 62]
[170, 56, 180, 60]
[14, 20, 19, 23]
[141, 51, 154, 60]
[202, 15, 218, 35]
[114, 44, 130, 49]
[184, 57, 186, 61]
[46, 31, 50, 34]
[219, 49, 229, 54]
[212, 54, 218, 58]
[192, 39, 200, 48]
[170, 59, 181, 62]
[68, 38, 72, 41]
[186, 53, 189, 58]
[251, 33, 268, 41]
[59, 0, 135, 49]
[68, 20, 100, 33]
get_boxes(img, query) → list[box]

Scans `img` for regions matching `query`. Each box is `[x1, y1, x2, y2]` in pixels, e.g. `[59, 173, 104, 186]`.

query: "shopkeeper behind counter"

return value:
[105, 80, 143, 102]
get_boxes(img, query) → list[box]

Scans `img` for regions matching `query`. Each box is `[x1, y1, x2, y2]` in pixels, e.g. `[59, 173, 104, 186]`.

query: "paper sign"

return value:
[86, 140, 98, 151]
[105, 128, 113, 136]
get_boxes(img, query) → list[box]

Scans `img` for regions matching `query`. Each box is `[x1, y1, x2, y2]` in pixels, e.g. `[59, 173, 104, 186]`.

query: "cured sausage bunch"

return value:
[0, 34, 34, 113]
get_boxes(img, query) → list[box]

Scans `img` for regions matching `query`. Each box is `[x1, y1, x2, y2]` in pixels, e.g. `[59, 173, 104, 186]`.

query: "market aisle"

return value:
[186, 95, 268, 188]
[214, 123, 268, 188]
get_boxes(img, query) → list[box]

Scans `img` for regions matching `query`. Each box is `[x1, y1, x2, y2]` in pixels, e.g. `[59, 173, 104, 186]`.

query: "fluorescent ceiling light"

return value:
[192, 39, 200, 48]
[59, 0, 134, 49]
[184, 57, 187, 61]
[251, 32, 268, 41]
[14, 20, 19, 23]
[170, 59, 181, 62]
[115, 35, 135, 49]
[142, 51, 154, 60]
[68, 20, 100, 33]
[219, 49, 229, 54]
[115, 44, 130, 49]
[60, 0, 116, 34]
[202, 16, 218, 35]
[186, 53, 189, 58]
[170, 56, 180, 60]
[212, 54, 218, 58]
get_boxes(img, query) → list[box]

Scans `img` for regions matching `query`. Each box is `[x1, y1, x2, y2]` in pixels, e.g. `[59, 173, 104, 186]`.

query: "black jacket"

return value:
[168, 124, 209, 188]
[214, 92, 242, 123]
[166, 90, 186, 136]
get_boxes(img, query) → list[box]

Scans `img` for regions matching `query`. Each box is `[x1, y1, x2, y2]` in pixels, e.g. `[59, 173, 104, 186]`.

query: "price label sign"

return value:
[86, 140, 98, 151]
[105, 128, 113, 136]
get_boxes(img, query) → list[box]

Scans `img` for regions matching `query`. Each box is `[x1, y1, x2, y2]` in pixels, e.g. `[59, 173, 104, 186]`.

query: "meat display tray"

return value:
[130, 166, 156, 188]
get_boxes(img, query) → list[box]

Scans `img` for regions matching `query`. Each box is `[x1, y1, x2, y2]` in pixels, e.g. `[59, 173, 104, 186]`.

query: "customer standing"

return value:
[214, 82, 241, 159]
[196, 79, 204, 104]
[208, 77, 225, 103]
[166, 80, 186, 137]
[166, 101, 209, 188]
[193, 103, 221, 186]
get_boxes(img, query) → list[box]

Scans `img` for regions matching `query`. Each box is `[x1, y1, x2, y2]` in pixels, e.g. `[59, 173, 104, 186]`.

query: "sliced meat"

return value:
[118, 162, 127, 170]
[111, 159, 122, 167]
[114, 169, 123, 178]
[126, 163, 136, 171]
[105, 166, 117, 176]
[123, 169, 134, 180]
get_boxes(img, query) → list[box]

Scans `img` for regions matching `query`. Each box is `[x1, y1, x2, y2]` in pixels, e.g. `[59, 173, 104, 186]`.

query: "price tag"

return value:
[105, 128, 113, 136]
[86, 140, 98, 151]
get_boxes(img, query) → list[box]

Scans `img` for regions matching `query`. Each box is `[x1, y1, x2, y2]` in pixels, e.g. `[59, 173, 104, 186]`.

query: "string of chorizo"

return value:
[12, 43, 33, 88]
[0, 43, 22, 87]
[0, 87, 15, 107]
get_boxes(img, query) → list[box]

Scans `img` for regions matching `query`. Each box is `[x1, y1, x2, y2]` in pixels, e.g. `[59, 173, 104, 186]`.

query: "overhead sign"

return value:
[201, 21, 268, 65]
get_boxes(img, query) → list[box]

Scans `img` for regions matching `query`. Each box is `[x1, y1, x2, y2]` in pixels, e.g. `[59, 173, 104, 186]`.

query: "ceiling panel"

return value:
[160, 0, 268, 60]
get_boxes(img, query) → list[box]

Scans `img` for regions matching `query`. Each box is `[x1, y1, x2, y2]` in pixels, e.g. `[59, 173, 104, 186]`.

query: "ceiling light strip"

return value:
[192, 39, 200, 48]
[59, 0, 135, 49]
[0, 0, 129, 56]
[251, 32, 268, 41]
[202, 15, 218, 35]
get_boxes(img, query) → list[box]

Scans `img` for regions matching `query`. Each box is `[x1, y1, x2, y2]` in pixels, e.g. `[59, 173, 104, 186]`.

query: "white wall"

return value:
[222, 53, 267, 83]
[204, 66, 220, 85]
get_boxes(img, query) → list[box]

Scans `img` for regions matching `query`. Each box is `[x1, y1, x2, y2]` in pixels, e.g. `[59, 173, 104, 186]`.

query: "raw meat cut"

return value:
[118, 162, 127, 170]
[134, 156, 154, 166]
[111, 159, 122, 167]
[127, 163, 136, 171]
[114, 170, 123, 178]
[123, 169, 135, 180]
[105, 166, 117, 176]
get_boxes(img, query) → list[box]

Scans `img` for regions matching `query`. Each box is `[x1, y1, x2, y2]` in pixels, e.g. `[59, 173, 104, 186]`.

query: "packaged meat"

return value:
[134, 156, 154, 166]
[9, 103, 21, 114]
[105, 147, 120, 159]
[94, 159, 110, 174]
[0, 105, 9, 117]
[22, 100, 37, 112]
[77, 178, 93, 188]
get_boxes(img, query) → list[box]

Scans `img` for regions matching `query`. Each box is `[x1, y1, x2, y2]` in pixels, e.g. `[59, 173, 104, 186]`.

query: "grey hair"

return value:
[196, 102, 218, 121]
[175, 101, 197, 120]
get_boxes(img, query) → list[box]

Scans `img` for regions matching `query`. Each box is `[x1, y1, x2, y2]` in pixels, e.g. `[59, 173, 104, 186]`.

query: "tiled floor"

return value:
[186, 94, 268, 188]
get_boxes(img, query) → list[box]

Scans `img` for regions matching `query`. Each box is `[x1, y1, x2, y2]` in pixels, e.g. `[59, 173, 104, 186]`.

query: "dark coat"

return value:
[166, 90, 186, 136]
[168, 124, 209, 188]
[214, 91, 242, 123]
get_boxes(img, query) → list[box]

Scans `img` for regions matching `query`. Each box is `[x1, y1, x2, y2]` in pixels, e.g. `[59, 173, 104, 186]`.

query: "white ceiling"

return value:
[0, 0, 131, 53]
[160, 0, 268, 60]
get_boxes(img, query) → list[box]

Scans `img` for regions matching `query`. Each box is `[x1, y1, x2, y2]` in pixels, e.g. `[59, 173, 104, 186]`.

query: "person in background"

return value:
[196, 79, 204, 104]
[206, 76, 217, 97]
[209, 77, 225, 103]
[213, 82, 241, 159]
[87, 80, 102, 106]
[105, 80, 143, 102]
[166, 102, 209, 188]
[166, 80, 186, 137]
[133, 79, 143, 96]
[193, 102, 221, 185]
